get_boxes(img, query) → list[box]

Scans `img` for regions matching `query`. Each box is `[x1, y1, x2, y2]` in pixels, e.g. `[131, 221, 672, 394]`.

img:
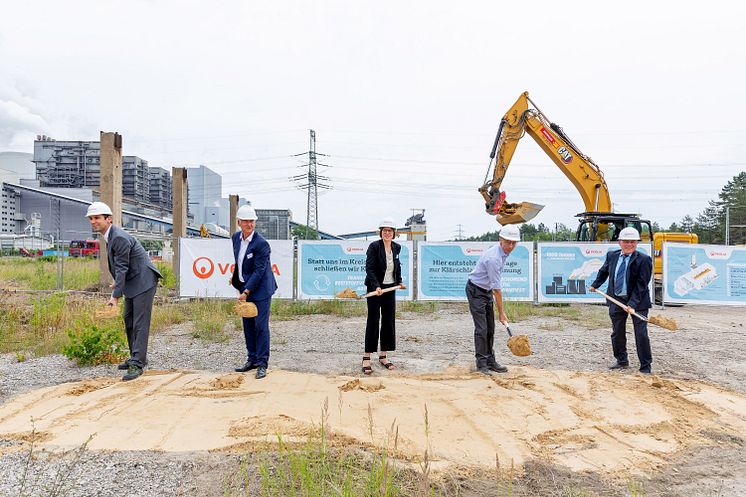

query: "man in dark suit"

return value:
[87, 202, 162, 381]
[590, 227, 653, 374]
[231, 205, 277, 379]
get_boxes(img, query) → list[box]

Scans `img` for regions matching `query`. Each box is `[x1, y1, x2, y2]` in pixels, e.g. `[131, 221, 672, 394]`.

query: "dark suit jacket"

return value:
[231, 231, 278, 302]
[364, 239, 402, 292]
[106, 225, 162, 299]
[590, 248, 652, 310]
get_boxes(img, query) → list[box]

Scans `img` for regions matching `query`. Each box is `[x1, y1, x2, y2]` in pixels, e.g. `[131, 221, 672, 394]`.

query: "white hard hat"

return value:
[85, 202, 113, 217]
[618, 227, 641, 241]
[236, 205, 258, 220]
[379, 217, 396, 229]
[499, 224, 521, 241]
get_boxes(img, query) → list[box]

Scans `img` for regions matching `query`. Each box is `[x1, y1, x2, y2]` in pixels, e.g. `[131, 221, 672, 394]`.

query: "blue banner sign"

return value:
[416, 242, 533, 301]
[663, 243, 746, 305]
[538, 243, 652, 303]
[297, 240, 413, 300]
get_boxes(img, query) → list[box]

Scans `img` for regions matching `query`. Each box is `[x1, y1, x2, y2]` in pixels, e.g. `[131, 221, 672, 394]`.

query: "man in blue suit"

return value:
[87, 202, 162, 381]
[231, 205, 277, 379]
[590, 227, 653, 374]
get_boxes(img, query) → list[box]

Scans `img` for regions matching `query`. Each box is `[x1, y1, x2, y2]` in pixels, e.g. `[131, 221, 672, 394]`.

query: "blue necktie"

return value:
[615, 255, 628, 296]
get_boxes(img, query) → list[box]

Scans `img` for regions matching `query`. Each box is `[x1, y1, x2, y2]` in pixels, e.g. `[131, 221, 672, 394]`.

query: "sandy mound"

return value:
[1, 367, 745, 477]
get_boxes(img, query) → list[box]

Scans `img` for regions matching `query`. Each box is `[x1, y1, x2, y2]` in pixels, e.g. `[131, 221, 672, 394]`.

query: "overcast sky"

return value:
[1, 1, 744, 240]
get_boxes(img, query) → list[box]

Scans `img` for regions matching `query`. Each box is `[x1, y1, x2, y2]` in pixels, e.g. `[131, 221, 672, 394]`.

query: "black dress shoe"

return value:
[639, 368, 652, 375]
[122, 365, 143, 381]
[477, 367, 493, 376]
[609, 361, 629, 370]
[119, 359, 148, 370]
[255, 366, 267, 379]
[488, 363, 508, 373]
[235, 361, 258, 373]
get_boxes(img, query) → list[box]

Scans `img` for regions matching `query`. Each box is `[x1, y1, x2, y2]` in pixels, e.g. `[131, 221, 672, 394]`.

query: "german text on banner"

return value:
[663, 243, 746, 305]
[537, 242, 653, 303]
[297, 240, 413, 300]
[179, 239, 293, 298]
[416, 242, 534, 301]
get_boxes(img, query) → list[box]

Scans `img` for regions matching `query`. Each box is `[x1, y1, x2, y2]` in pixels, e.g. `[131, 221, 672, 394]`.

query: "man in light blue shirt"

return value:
[465, 224, 521, 375]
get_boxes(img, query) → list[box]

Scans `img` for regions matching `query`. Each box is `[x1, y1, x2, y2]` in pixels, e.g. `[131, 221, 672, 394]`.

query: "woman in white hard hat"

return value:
[362, 217, 406, 374]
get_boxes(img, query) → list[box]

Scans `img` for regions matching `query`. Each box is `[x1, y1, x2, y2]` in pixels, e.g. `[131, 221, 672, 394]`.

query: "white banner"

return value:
[416, 242, 534, 301]
[537, 242, 653, 303]
[663, 243, 746, 305]
[179, 238, 293, 298]
[297, 240, 413, 300]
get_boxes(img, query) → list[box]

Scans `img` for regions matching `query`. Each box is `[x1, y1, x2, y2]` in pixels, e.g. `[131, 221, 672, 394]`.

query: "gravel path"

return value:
[1, 303, 745, 496]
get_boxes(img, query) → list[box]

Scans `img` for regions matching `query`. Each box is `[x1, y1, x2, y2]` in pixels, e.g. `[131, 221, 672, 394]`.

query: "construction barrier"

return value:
[537, 242, 654, 304]
[416, 242, 533, 301]
[663, 243, 746, 305]
[176, 238, 744, 306]
[296, 240, 414, 300]
[179, 239, 293, 298]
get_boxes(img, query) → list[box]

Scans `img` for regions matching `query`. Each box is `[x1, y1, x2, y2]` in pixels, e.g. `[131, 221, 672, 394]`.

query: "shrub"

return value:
[155, 261, 177, 290]
[63, 322, 127, 366]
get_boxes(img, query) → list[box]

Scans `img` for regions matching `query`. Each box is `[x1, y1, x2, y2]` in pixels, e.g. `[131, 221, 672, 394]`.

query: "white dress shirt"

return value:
[237, 231, 255, 283]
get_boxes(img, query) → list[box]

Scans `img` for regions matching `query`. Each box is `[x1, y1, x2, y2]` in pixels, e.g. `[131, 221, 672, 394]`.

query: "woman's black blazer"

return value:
[364, 239, 402, 292]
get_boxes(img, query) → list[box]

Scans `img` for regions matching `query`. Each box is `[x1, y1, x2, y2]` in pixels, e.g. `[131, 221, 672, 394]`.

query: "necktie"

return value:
[614, 255, 628, 295]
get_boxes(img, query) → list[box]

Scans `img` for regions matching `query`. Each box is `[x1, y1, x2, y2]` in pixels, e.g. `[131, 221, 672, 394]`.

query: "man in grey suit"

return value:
[87, 202, 162, 381]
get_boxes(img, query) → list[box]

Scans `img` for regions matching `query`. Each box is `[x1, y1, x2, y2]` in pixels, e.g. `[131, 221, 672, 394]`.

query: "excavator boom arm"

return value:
[480, 92, 611, 224]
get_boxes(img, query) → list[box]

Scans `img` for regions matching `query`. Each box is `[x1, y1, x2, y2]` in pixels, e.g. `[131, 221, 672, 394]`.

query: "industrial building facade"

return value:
[33, 137, 172, 211]
[2, 146, 295, 241]
[255, 209, 292, 240]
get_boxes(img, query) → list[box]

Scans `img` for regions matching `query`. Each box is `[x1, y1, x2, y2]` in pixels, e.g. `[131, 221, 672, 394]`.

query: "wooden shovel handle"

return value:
[362, 285, 402, 299]
[590, 288, 649, 323]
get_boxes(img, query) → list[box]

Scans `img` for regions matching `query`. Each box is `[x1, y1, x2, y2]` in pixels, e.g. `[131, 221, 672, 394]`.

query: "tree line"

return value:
[663, 171, 746, 245]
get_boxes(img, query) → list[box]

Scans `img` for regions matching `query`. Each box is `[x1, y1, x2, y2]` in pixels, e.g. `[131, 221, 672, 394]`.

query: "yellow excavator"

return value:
[479, 91, 697, 301]
[479, 91, 615, 228]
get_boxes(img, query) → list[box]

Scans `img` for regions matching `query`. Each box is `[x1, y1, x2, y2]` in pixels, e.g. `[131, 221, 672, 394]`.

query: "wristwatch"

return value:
[243, 289, 250, 296]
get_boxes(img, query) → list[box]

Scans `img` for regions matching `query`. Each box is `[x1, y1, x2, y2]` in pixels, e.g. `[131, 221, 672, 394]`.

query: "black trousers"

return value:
[364, 282, 397, 353]
[609, 300, 652, 372]
[123, 285, 157, 368]
[465, 280, 497, 369]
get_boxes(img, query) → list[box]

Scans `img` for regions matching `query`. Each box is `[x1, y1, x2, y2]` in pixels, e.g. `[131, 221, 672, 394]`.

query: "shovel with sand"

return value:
[335, 285, 401, 300]
[504, 322, 532, 356]
[591, 288, 678, 331]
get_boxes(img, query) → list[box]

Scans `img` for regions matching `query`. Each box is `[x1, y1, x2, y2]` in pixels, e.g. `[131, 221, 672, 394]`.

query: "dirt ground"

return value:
[1, 302, 745, 496]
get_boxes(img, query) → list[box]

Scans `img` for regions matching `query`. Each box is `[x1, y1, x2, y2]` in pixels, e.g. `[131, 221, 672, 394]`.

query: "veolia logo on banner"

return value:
[179, 239, 293, 298]
[193, 257, 219, 279]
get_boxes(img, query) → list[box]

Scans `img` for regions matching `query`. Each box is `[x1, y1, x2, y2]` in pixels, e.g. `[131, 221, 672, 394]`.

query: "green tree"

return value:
[680, 215, 695, 233]
[292, 224, 319, 240]
[717, 171, 746, 245]
[462, 230, 500, 242]
[140, 239, 164, 252]
[673, 171, 746, 244]
[463, 221, 576, 242]
[694, 202, 722, 244]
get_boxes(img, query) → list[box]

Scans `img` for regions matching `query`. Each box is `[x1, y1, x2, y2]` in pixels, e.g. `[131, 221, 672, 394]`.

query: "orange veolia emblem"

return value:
[193, 256, 215, 279]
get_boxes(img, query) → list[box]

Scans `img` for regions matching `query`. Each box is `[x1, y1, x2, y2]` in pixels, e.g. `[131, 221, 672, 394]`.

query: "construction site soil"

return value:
[1, 303, 745, 496]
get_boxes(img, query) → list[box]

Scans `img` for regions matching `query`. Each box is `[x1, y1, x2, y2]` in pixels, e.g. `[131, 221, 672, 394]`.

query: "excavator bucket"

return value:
[496, 202, 544, 225]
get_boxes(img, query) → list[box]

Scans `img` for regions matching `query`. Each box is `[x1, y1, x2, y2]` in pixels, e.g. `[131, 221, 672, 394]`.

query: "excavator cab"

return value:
[575, 212, 652, 243]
